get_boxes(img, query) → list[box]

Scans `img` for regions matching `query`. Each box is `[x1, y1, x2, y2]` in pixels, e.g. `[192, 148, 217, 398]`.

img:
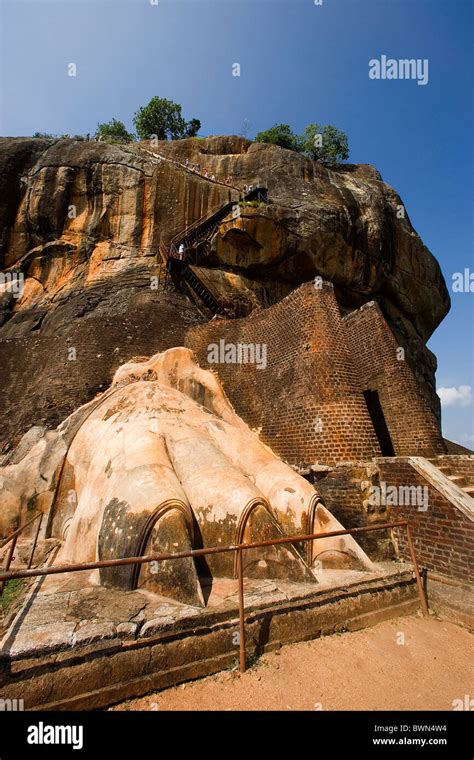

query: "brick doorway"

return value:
[363, 389, 395, 456]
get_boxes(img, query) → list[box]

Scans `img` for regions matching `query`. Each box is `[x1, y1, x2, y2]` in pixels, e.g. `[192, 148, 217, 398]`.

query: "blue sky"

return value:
[1, 0, 473, 445]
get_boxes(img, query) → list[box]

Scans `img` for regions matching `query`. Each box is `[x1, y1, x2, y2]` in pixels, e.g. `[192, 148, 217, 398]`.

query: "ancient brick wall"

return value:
[308, 457, 474, 572]
[315, 468, 366, 526]
[313, 464, 394, 559]
[186, 282, 381, 465]
[344, 302, 446, 457]
[434, 455, 474, 480]
[1, 277, 448, 471]
[378, 459, 474, 583]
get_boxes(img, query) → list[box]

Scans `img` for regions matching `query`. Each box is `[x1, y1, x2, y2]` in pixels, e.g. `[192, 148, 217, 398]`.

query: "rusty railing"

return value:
[0, 512, 43, 595]
[0, 519, 427, 671]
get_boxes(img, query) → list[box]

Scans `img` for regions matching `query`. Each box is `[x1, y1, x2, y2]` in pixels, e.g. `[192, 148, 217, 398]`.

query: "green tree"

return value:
[255, 123, 301, 152]
[133, 97, 199, 141]
[95, 119, 135, 143]
[185, 118, 201, 137]
[301, 124, 349, 163]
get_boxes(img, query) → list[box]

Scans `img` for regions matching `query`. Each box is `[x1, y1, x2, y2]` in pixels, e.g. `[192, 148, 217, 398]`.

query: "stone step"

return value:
[448, 474, 468, 488]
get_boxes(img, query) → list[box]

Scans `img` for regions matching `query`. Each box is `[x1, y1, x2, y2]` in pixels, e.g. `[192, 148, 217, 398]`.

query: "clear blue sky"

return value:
[1, 0, 473, 445]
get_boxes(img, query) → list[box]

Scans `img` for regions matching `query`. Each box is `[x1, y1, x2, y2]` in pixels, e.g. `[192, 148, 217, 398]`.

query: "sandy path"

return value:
[112, 616, 474, 711]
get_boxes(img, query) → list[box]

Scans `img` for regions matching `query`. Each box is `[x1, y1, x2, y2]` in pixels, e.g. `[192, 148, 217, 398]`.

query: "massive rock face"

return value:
[0, 135, 449, 451]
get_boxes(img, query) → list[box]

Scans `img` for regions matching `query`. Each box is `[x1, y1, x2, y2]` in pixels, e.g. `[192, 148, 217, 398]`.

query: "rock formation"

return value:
[0, 133, 454, 593]
[0, 135, 450, 453]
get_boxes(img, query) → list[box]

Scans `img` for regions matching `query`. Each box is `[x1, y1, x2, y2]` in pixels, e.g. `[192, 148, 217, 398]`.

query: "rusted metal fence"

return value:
[0, 519, 427, 671]
[0, 512, 43, 595]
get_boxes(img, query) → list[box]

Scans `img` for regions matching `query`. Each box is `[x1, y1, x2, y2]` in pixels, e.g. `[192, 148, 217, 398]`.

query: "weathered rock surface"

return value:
[0, 135, 449, 448]
[0, 347, 373, 604]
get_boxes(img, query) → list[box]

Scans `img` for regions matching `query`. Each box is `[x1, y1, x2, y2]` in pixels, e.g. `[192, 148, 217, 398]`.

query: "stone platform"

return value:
[0, 562, 420, 710]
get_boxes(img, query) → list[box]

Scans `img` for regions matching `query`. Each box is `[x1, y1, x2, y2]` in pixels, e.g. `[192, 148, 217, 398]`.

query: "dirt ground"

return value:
[112, 616, 473, 711]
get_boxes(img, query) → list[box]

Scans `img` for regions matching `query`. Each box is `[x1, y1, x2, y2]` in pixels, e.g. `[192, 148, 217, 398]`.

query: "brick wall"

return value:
[344, 302, 446, 456]
[1, 277, 448, 472]
[313, 464, 394, 559]
[316, 468, 366, 525]
[434, 455, 474, 480]
[308, 457, 474, 575]
[186, 281, 382, 465]
[378, 459, 474, 583]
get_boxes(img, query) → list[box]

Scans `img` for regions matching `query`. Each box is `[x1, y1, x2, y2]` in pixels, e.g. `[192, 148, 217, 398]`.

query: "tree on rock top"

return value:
[95, 119, 135, 143]
[133, 97, 201, 141]
[301, 124, 349, 162]
[185, 118, 202, 138]
[255, 123, 301, 152]
[255, 122, 349, 163]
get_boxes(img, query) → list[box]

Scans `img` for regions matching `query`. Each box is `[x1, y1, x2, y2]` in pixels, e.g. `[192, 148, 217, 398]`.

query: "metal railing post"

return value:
[0, 520, 429, 626]
[0, 511, 43, 597]
[27, 513, 43, 570]
[236, 546, 246, 673]
[0, 534, 18, 597]
[405, 523, 429, 616]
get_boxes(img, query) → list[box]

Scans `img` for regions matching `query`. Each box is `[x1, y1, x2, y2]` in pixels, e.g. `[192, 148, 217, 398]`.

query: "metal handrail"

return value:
[0, 519, 427, 669]
[169, 200, 238, 252]
[164, 184, 268, 309]
[169, 185, 267, 253]
[135, 145, 245, 193]
[0, 512, 43, 595]
[0, 513, 42, 550]
[158, 241, 169, 267]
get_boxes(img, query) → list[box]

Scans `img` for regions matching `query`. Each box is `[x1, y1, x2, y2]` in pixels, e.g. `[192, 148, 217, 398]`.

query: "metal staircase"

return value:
[161, 185, 268, 315]
[182, 266, 225, 315]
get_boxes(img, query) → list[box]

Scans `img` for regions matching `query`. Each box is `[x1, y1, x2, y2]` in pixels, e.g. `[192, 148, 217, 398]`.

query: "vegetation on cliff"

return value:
[32, 97, 348, 165]
[255, 122, 349, 162]
[95, 118, 135, 144]
[133, 97, 201, 141]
